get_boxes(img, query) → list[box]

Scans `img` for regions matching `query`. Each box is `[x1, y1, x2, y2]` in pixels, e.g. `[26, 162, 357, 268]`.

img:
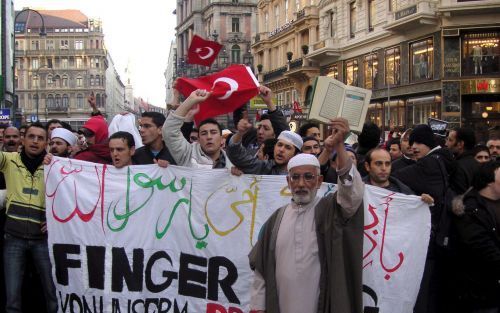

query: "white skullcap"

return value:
[222, 129, 233, 137]
[287, 153, 320, 171]
[51, 128, 77, 146]
[278, 130, 303, 150]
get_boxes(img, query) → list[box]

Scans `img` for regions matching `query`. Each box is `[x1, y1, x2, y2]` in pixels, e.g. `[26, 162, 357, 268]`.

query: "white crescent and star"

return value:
[195, 47, 214, 60]
[211, 77, 239, 100]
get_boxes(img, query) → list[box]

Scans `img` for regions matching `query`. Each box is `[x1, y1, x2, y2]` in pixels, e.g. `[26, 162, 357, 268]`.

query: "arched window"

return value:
[62, 94, 69, 108]
[62, 75, 68, 87]
[47, 74, 54, 87]
[231, 45, 241, 64]
[32, 75, 39, 88]
[77, 94, 84, 109]
[76, 76, 83, 87]
[55, 94, 61, 108]
[47, 94, 54, 108]
[54, 75, 61, 88]
[90, 75, 94, 86]
[95, 75, 100, 86]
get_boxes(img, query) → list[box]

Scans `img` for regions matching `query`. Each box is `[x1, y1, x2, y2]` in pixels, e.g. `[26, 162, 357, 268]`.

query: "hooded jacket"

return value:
[74, 115, 111, 164]
[452, 189, 500, 309]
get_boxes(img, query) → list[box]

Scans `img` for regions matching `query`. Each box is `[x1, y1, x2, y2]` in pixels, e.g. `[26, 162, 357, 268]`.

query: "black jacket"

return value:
[452, 189, 500, 310]
[241, 109, 290, 153]
[451, 151, 480, 194]
[362, 175, 415, 195]
[132, 144, 177, 165]
[392, 147, 455, 228]
[391, 155, 416, 173]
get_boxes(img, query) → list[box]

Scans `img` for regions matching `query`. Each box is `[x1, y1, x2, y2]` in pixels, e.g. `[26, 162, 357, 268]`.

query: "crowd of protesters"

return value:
[0, 86, 498, 313]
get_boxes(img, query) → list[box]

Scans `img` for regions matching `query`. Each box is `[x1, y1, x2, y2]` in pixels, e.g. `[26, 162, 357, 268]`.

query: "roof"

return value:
[15, 9, 89, 29]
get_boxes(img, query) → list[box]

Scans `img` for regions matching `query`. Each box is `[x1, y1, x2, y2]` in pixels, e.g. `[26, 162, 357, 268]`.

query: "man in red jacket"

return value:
[74, 115, 111, 164]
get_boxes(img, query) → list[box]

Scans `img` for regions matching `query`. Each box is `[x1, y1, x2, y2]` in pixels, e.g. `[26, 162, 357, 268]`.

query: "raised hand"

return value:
[236, 118, 253, 135]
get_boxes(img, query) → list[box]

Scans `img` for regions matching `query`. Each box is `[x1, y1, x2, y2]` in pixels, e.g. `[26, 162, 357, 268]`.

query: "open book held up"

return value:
[308, 77, 372, 132]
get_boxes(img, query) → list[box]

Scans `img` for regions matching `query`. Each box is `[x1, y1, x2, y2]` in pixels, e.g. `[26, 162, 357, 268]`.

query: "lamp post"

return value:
[12, 8, 47, 126]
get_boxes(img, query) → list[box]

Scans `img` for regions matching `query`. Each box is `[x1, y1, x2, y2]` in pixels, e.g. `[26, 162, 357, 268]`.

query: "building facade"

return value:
[1, 0, 15, 118]
[253, 0, 500, 139]
[14, 9, 108, 130]
[105, 53, 125, 121]
[175, 0, 258, 127]
[165, 40, 177, 107]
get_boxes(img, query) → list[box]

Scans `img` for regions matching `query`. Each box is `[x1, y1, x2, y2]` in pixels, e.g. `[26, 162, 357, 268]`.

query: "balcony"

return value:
[47, 105, 68, 112]
[263, 66, 287, 82]
[293, 6, 319, 29]
[384, 0, 439, 32]
[285, 58, 320, 82]
[22, 48, 106, 57]
[438, 0, 500, 16]
[306, 38, 341, 64]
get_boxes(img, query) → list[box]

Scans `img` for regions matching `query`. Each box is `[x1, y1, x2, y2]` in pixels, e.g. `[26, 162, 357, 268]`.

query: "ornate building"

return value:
[14, 9, 109, 129]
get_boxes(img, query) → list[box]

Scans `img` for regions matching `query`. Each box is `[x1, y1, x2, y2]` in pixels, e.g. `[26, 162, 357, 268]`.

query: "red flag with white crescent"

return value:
[187, 35, 223, 67]
[176, 65, 260, 124]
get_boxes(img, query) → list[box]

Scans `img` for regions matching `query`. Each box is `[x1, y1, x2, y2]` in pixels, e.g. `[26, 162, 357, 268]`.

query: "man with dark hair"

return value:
[109, 131, 135, 169]
[45, 119, 63, 139]
[301, 136, 321, 156]
[487, 136, 500, 160]
[386, 137, 402, 160]
[2, 127, 21, 153]
[163, 89, 232, 169]
[298, 122, 321, 141]
[446, 127, 480, 194]
[133, 111, 176, 165]
[189, 128, 198, 143]
[356, 122, 381, 177]
[49, 128, 77, 157]
[392, 128, 416, 173]
[257, 138, 278, 161]
[1, 122, 57, 313]
[452, 160, 500, 312]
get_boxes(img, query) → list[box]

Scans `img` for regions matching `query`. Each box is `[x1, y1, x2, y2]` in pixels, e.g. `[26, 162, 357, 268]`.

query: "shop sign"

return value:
[249, 97, 277, 109]
[461, 79, 500, 94]
[395, 5, 417, 20]
[269, 20, 295, 38]
[0, 109, 11, 121]
[443, 38, 460, 78]
[291, 112, 308, 120]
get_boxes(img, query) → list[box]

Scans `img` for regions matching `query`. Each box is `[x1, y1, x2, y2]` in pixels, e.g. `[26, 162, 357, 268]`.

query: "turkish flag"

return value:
[176, 65, 260, 124]
[187, 35, 223, 67]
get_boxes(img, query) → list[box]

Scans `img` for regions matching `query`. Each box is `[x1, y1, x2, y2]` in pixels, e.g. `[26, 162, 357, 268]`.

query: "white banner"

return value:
[45, 157, 430, 313]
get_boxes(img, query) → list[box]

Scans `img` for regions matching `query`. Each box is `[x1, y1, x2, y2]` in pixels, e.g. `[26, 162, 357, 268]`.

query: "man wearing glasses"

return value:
[133, 112, 176, 165]
[249, 118, 365, 313]
[74, 115, 112, 164]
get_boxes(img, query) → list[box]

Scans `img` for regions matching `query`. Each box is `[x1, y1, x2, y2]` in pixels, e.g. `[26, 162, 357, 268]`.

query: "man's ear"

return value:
[364, 161, 370, 172]
[130, 146, 136, 156]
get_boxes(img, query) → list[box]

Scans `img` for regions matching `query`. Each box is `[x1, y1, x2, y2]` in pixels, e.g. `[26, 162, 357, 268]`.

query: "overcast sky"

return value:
[15, 0, 177, 108]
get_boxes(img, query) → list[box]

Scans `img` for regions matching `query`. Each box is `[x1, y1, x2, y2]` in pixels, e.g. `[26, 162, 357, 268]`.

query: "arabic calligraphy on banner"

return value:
[45, 157, 430, 313]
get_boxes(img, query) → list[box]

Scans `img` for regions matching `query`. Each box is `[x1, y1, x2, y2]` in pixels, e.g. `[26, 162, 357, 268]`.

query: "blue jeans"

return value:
[3, 234, 57, 313]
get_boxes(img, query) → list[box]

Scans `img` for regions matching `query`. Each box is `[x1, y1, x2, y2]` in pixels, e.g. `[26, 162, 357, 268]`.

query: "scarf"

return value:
[20, 148, 47, 175]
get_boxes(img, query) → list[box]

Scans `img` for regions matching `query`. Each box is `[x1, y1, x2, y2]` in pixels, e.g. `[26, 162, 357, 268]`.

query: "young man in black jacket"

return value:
[133, 112, 176, 166]
[452, 160, 500, 312]
[446, 127, 480, 194]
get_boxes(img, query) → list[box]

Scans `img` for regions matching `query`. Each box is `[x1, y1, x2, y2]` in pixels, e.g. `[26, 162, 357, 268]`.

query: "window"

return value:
[77, 94, 84, 109]
[61, 58, 68, 69]
[54, 75, 61, 88]
[410, 38, 433, 82]
[60, 40, 69, 49]
[232, 0, 238, 3]
[32, 58, 40, 69]
[328, 11, 335, 38]
[364, 53, 378, 89]
[47, 75, 54, 88]
[277, 92, 284, 107]
[349, 2, 356, 38]
[47, 58, 53, 68]
[368, 0, 375, 31]
[345, 59, 359, 86]
[32, 75, 39, 88]
[47, 95, 54, 108]
[96, 94, 101, 107]
[285, 0, 289, 22]
[462, 32, 500, 76]
[75, 40, 84, 50]
[15, 22, 25, 32]
[55, 94, 61, 108]
[76, 76, 83, 87]
[46, 40, 54, 50]
[76, 57, 83, 69]
[90, 75, 94, 86]
[385, 100, 405, 128]
[367, 102, 383, 126]
[265, 12, 269, 32]
[91, 58, 100, 68]
[31, 40, 39, 50]
[96, 75, 101, 86]
[62, 75, 68, 87]
[62, 94, 69, 108]
[231, 45, 241, 64]
[326, 64, 339, 79]
[232, 18, 240, 33]
[32, 94, 38, 110]
[385, 46, 400, 86]
[275, 5, 280, 28]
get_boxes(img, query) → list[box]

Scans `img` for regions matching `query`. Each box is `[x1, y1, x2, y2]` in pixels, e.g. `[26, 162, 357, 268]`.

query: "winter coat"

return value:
[450, 151, 480, 194]
[391, 155, 416, 173]
[74, 143, 112, 164]
[452, 189, 500, 310]
[132, 144, 176, 165]
[226, 139, 287, 175]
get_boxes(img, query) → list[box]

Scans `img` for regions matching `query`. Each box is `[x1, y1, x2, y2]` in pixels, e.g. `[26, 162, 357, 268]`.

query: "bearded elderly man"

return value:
[249, 118, 364, 313]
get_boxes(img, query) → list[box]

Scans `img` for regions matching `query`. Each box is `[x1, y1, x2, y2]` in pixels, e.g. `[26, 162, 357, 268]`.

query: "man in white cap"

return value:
[227, 120, 303, 174]
[49, 128, 77, 157]
[249, 118, 365, 313]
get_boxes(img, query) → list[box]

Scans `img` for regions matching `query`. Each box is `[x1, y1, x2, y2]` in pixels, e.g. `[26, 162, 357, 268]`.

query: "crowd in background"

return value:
[0, 86, 497, 313]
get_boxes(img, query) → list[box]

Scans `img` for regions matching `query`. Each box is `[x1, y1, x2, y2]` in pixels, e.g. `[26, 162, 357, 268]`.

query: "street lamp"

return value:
[12, 8, 47, 126]
[34, 64, 55, 122]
